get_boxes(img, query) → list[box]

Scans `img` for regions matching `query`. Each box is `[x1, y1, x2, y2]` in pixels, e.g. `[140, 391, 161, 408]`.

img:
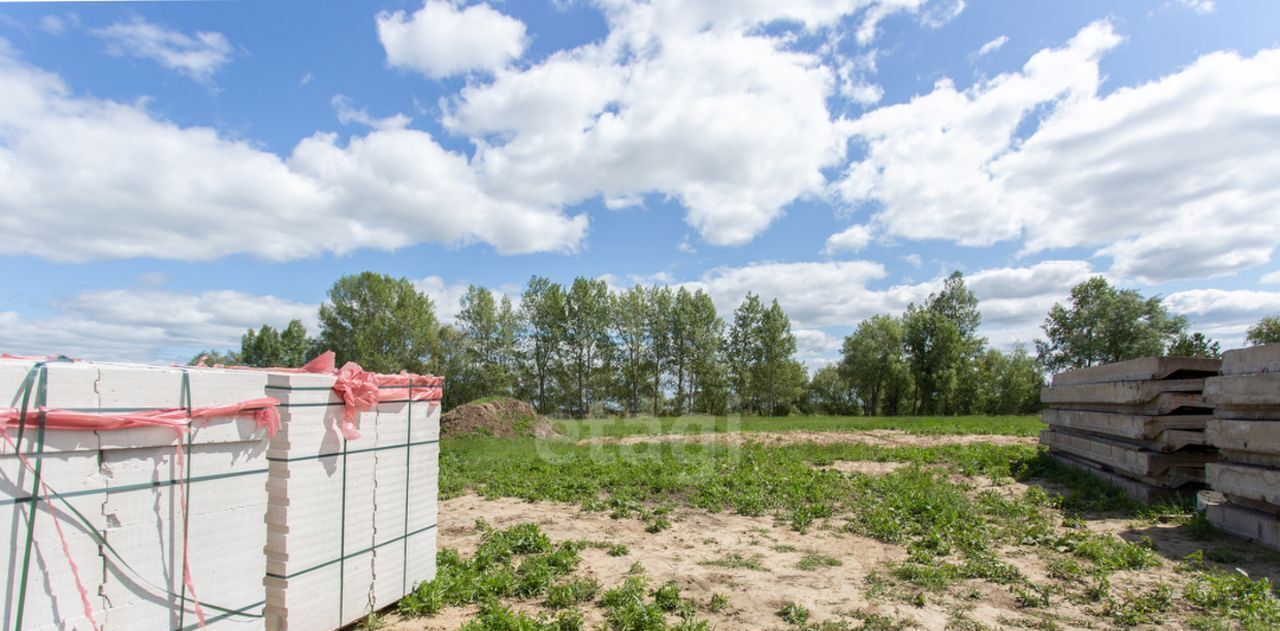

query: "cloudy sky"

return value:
[0, 0, 1278, 366]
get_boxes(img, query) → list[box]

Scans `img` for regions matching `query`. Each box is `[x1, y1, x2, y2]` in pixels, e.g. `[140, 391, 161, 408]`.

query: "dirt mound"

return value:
[441, 398, 559, 438]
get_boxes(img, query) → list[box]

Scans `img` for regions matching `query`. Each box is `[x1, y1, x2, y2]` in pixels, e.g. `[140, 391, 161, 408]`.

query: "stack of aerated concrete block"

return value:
[1040, 357, 1221, 502]
[263, 372, 439, 631]
[1, 359, 271, 631]
[1201, 344, 1280, 550]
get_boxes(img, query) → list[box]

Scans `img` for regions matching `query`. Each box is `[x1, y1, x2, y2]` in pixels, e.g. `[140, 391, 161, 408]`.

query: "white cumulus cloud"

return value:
[94, 17, 235, 84]
[975, 35, 1007, 57]
[824, 224, 875, 254]
[0, 289, 317, 363]
[377, 0, 528, 78]
[0, 43, 587, 261]
[839, 21, 1280, 283]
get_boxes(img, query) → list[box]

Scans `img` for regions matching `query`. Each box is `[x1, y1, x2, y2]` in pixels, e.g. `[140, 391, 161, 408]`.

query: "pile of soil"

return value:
[441, 398, 560, 438]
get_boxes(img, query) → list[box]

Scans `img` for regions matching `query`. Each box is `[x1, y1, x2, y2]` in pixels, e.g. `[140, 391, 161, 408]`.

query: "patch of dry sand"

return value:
[577, 429, 1036, 448]
[380, 495, 1188, 631]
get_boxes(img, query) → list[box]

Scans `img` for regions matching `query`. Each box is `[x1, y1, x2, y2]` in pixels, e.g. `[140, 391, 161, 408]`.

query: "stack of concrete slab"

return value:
[1, 359, 272, 631]
[1201, 344, 1280, 550]
[262, 372, 439, 631]
[1040, 357, 1221, 502]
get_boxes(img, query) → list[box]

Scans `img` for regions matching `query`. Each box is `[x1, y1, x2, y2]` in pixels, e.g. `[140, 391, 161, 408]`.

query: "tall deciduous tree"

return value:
[727, 293, 764, 413]
[687, 290, 727, 415]
[518, 276, 565, 414]
[902, 304, 963, 415]
[317, 272, 438, 373]
[1246, 316, 1280, 346]
[454, 286, 520, 404]
[1036, 277, 1187, 372]
[1168, 332, 1222, 358]
[239, 319, 311, 368]
[808, 364, 857, 416]
[839, 314, 909, 416]
[561, 277, 611, 418]
[755, 299, 805, 416]
[611, 285, 653, 415]
[647, 285, 674, 415]
[972, 346, 1043, 415]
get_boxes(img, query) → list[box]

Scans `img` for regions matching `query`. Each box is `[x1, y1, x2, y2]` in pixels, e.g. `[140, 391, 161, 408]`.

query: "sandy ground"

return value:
[576, 429, 1037, 448]
[378, 487, 1280, 631]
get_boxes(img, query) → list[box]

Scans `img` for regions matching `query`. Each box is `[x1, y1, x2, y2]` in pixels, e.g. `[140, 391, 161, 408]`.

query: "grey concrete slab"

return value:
[1041, 379, 1206, 406]
[1051, 357, 1221, 386]
[1222, 344, 1280, 376]
[1207, 462, 1280, 506]
[1207, 419, 1280, 455]
[1042, 409, 1209, 441]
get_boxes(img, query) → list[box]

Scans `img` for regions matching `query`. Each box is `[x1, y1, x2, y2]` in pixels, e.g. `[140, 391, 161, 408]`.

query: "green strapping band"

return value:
[265, 438, 439, 463]
[402, 385, 413, 595]
[337, 436, 349, 627]
[264, 524, 438, 581]
[176, 599, 265, 631]
[177, 370, 192, 631]
[0, 467, 268, 506]
[5, 362, 265, 626]
[13, 362, 48, 631]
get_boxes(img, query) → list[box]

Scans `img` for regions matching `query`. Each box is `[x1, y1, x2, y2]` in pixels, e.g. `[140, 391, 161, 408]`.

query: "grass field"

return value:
[384, 415, 1280, 631]
[550, 414, 1047, 439]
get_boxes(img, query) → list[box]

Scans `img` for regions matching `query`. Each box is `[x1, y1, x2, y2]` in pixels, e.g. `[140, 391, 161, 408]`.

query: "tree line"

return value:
[194, 271, 1280, 417]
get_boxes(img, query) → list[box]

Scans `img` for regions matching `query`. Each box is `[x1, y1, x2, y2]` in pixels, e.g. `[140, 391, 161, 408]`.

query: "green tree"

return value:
[668, 288, 702, 414]
[188, 350, 239, 366]
[1246, 316, 1280, 346]
[561, 277, 612, 418]
[687, 291, 727, 415]
[432, 324, 469, 410]
[454, 286, 520, 404]
[611, 285, 653, 415]
[972, 346, 1044, 415]
[928, 272, 985, 415]
[903, 304, 963, 415]
[839, 315, 910, 416]
[726, 293, 764, 413]
[239, 324, 281, 368]
[518, 276, 566, 414]
[754, 299, 804, 416]
[1168, 332, 1222, 358]
[280, 320, 310, 367]
[1035, 277, 1188, 372]
[316, 272, 439, 374]
[238, 320, 310, 368]
[647, 286, 674, 415]
[808, 364, 857, 416]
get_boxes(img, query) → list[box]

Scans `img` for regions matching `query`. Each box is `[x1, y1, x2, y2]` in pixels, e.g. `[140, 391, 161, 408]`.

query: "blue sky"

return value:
[1, 0, 1278, 366]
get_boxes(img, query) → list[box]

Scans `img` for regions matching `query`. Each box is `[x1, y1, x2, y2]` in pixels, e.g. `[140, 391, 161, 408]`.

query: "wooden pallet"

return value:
[1052, 357, 1221, 386]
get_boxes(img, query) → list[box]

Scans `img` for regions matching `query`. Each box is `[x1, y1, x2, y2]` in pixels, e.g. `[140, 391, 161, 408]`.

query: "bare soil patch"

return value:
[441, 398, 559, 438]
[817, 460, 911, 475]
[378, 495, 1247, 631]
[577, 429, 1036, 448]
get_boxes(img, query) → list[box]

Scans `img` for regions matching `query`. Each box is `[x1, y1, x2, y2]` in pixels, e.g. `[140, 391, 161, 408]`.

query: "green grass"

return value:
[434, 416, 1280, 631]
[552, 414, 1045, 439]
[795, 552, 843, 571]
